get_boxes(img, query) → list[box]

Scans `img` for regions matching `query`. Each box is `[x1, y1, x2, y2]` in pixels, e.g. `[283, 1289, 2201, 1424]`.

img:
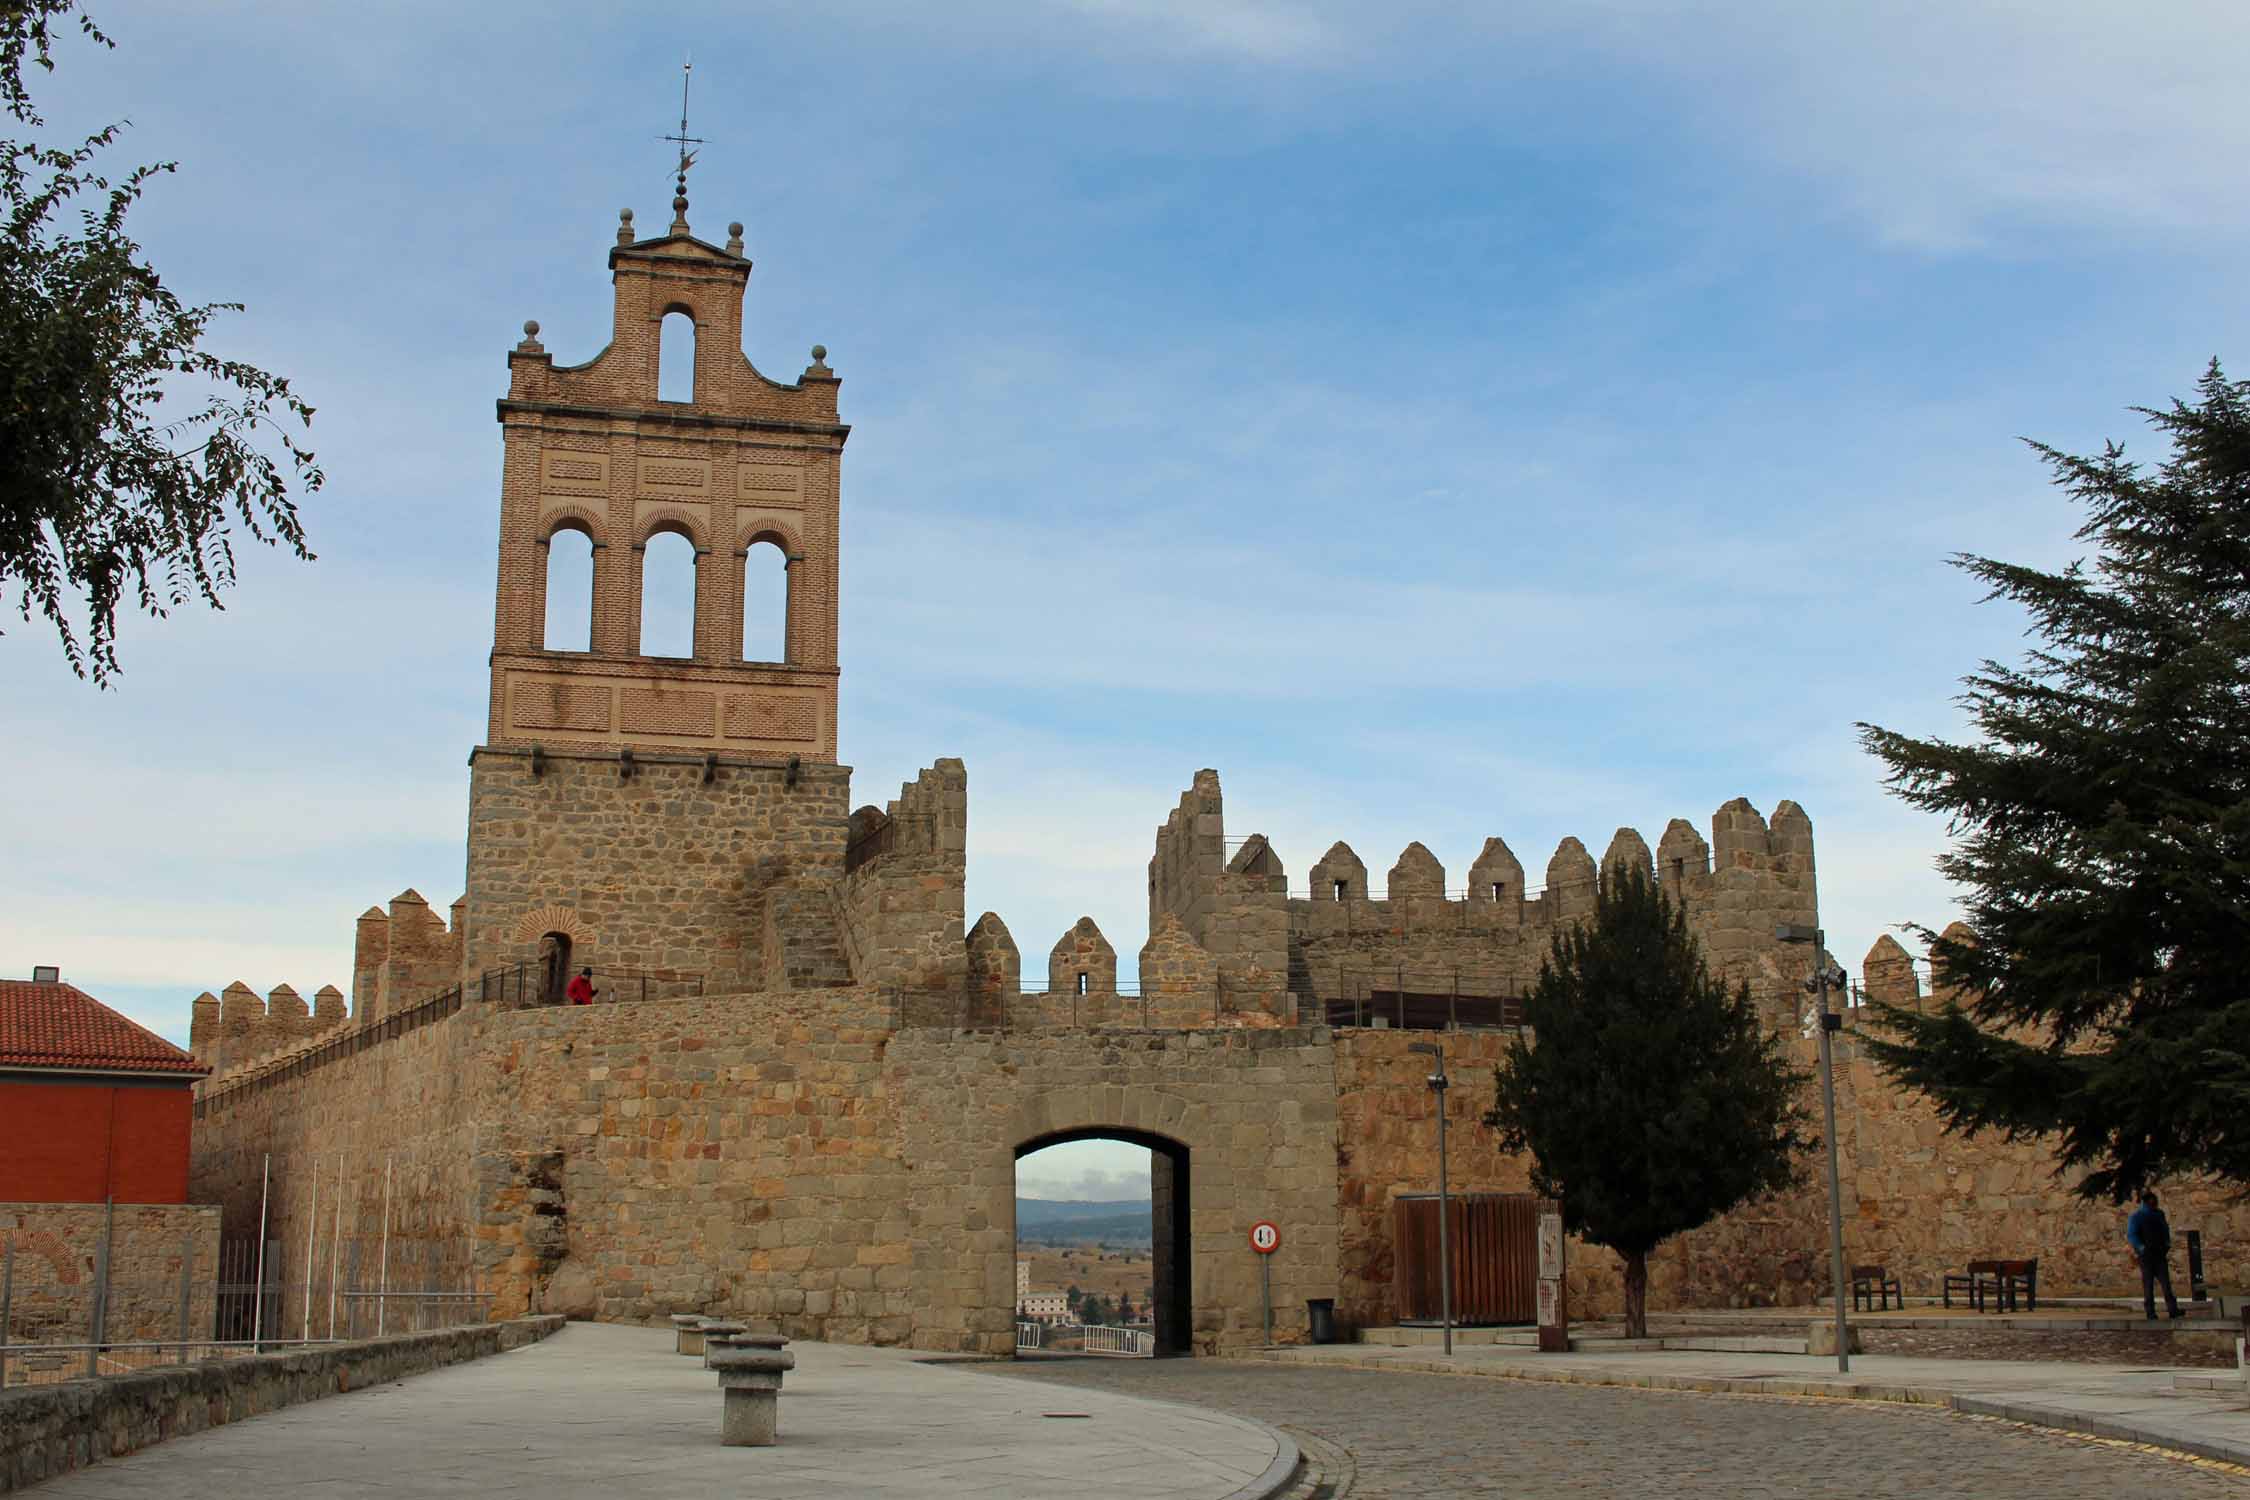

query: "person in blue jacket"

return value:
[2125, 1190, 2182, 1320]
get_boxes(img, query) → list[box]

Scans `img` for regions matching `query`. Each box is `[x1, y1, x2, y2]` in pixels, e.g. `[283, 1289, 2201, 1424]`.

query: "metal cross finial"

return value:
[661, 58, 705, 224]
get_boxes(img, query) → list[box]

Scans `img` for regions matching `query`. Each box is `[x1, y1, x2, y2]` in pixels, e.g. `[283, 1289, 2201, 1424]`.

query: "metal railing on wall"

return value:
[882, 965, 1537, 1034]
[0, 1154, 485, 1388]
[198, 962, 709, 1116]
[885, 976, 1318, 1033]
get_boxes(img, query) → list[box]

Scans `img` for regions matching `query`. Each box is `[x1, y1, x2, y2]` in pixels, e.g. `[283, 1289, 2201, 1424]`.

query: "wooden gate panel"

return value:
[1394, 1193, 1537, 1325]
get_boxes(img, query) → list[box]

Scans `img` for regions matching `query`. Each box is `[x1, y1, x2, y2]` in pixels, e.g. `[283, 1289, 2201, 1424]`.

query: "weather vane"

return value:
[661, 58, 705, 215]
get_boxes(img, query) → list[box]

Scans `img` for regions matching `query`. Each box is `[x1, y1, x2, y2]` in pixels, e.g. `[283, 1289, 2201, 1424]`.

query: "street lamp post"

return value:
[1777, 922, 1849, 1374]
[1409, 1041, 1452, 1356]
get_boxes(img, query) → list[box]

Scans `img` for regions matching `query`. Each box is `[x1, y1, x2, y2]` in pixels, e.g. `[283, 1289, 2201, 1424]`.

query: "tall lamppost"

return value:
[1409, 1040, 1452, 1356]
[1777, 922, 1850, 1373]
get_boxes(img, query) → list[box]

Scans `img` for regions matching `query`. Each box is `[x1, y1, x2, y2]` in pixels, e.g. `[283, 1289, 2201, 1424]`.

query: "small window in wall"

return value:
[743, 540, 788, 662]
[1490, 882, 1505, 903]
[658, 310, 696, 403]
[544, 528, 594, 651]
[1075, 972, 1089, 996]
[640, 531, 697, 657]
[1333, 880, 1348, 902]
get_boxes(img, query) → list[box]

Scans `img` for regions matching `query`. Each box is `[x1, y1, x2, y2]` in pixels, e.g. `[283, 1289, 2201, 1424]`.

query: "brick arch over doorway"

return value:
[1016, 1125, 1192, 1357]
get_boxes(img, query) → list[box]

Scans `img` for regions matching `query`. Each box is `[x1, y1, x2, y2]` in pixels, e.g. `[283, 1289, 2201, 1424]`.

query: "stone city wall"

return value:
[188, 997, 483, 1288]
[462, 747, 852, 993]
[0, 1205, 220, 1348]
[470, 988, 907, 1333]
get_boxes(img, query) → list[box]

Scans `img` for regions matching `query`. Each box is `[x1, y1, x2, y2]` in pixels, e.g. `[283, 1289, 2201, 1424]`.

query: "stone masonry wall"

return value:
[463, 747, 851, 993]
[892, 1022, 1342, 1355]
[469, 989, 907, 1332]
[188, 1002, 483, 1293]
[836, 759, 968, 992]
[0, 1205, 220, 1347]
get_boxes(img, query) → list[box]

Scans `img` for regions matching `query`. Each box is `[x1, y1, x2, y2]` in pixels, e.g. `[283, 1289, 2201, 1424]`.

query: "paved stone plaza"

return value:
[31, 1325, 1287, 1499]
[982, 1358, 2250, 1497]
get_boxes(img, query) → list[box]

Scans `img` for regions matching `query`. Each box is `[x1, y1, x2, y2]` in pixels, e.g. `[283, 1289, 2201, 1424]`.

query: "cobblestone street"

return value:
[976, 1358, 2250, 1498]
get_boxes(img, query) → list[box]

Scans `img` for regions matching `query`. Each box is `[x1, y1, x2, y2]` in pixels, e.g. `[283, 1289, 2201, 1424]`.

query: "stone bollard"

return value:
[672, 1314, 707, 1356]
[710, 1338, 795, 1447]
[698, 1320, 747, 1368]
[1809, 1320, 1863, 1357]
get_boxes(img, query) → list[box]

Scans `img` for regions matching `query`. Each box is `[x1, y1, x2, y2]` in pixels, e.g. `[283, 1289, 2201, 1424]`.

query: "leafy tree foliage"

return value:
[1859, 363, 2250, 1201]
[3, 1, 320, 685]
[1484, 864, 1809, 1337]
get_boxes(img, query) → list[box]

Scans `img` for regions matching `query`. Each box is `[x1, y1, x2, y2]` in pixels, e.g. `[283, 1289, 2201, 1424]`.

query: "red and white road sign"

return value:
[1249, 1220, 1281, 1254]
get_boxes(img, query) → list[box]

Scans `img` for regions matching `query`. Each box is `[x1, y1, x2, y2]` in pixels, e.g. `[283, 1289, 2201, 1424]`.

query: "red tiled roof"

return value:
[0, 980, 207, 1075]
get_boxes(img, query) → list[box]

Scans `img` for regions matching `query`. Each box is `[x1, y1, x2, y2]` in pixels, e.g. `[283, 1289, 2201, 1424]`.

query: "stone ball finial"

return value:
[523, 319, 540, 338]
[673, 193, 689, 214]
[810, 344, 827, 362]
[729, 222, 744, 238]
[620, 207, 634, 223]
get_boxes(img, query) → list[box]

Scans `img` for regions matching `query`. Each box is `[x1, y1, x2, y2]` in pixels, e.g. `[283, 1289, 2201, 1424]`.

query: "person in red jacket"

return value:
[565, 967, 596, 1005]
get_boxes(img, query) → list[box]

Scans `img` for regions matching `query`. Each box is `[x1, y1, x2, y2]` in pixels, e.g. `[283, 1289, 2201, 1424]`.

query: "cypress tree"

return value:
[1485, 864, 1809, 1338]
[1859, 362, 2250, 1201]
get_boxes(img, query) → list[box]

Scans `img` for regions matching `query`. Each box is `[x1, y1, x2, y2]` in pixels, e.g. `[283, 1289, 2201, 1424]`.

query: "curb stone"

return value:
[1235, 1351, 2250, 1471]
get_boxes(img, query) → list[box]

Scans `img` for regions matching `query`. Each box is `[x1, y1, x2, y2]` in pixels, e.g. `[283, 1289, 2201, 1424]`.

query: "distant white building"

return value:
[1018, 1289, 1070, 1324]
[1016, 1257, 1031, 1299]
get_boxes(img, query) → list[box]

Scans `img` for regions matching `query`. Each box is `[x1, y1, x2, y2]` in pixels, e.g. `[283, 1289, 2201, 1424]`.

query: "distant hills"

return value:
[1015, 1197, 1153, 1248]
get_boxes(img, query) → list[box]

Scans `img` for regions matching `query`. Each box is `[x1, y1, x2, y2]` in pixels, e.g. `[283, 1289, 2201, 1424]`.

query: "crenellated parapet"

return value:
[836, 759, 968, 994]
[1266, 790, 1823, 1030]
[193, 978, 355, 1087]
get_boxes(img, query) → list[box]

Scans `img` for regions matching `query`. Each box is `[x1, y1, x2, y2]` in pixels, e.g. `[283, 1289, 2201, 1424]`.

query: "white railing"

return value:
[1015, 1321, 1044, 1351]
[1078, 1324, 1155, 1357]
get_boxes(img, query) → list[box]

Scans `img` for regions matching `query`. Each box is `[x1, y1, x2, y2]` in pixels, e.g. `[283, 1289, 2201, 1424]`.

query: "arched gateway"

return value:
[1015, 1126, 1192, 1356]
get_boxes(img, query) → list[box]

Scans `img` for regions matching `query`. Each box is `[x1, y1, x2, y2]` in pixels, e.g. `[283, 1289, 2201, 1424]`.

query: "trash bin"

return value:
[1306, 1298, 1337, 1345]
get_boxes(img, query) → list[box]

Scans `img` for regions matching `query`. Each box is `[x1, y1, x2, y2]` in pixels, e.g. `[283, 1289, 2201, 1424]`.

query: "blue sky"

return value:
[8, 2, 2247, 1197]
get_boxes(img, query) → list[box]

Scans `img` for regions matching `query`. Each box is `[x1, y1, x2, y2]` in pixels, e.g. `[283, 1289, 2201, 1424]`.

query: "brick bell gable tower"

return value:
[488, 198, 846, 760]
[459, 196, 856, 993]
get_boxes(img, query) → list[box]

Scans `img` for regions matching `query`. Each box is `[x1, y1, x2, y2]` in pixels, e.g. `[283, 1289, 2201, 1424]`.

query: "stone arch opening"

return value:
[742, 538, 788, 662]
[537, 931, 573, 1004]
[1013, 1127, 1191, 1357]
[542, 523, 595, 651]
[639, 528, 697, 657]
[658, 308, 696, 403]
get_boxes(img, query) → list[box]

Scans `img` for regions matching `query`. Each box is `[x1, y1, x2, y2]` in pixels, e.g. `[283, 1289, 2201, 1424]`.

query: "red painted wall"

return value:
[0, 1081, 193, 1204]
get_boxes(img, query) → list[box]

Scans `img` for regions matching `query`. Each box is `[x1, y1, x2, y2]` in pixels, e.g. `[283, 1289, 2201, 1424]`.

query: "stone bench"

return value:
[709, 1338, 794, 1446]
[671, 1314, 707, 1356]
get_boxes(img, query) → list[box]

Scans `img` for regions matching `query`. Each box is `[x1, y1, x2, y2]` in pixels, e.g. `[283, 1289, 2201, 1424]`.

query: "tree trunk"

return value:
[1622, 1250, 1649, 1340]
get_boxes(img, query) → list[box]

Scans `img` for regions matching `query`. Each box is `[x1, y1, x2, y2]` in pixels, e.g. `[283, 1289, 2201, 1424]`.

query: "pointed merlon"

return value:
[1388, 842, 1446, 897]
[1600, 828, 1652, 880]
[1861, 934, 1919, 1007]
[312, 985, 348, 1022]
[1309, 842, 1368, 901]
[1048, 916, 1117, 993]
[1226, 834, 1285, 882]
[1769, 801, 1814, 873]
[1468, 837, 1524, 902]
[1545, 837, 1595, 892]
[1711, 798, 1771, 871]
[967, 912, 1021, 994]
[1656, 818, 1710, 884]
